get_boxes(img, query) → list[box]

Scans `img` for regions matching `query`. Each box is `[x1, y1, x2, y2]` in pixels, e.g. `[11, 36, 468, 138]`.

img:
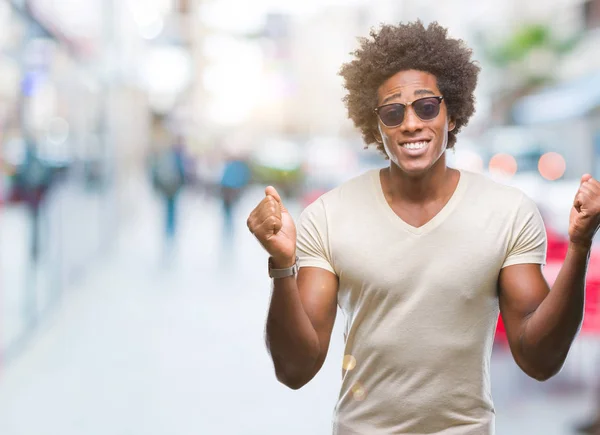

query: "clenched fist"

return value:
[569, 174, 600, 248]
[247, 186, 297, 267]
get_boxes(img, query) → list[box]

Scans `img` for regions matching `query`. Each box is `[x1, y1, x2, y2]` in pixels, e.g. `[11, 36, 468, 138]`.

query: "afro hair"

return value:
[339, 20, 480, 155]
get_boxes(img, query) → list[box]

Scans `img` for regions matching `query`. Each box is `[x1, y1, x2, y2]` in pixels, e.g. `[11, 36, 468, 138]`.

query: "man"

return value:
[219, 153, 251, 236]
[15, 140, 53, 263]
[151, 137, 186, 252]
[246, 21, 600, 434]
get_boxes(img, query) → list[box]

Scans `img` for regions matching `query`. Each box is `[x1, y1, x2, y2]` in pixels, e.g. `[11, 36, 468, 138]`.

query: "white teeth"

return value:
[402, 141, 428, 150]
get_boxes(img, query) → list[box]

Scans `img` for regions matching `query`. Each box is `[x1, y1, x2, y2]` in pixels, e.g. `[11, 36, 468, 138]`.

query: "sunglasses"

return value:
[374, 96, 444, 127]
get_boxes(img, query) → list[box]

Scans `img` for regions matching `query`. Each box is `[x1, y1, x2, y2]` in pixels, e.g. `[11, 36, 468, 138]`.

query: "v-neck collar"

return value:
[371, 168, 469, 236]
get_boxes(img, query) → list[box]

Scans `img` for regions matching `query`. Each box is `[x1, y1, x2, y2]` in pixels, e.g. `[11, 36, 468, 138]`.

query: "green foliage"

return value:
[250, 164, 304, 196]
[481, 23, 582, 67]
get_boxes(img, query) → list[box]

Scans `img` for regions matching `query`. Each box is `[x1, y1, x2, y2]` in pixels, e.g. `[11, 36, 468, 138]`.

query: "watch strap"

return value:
[269, 256, 299, 279]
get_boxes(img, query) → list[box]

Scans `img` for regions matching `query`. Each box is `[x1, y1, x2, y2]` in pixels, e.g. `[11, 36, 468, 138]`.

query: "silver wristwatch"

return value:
[268, 256, 299, 279]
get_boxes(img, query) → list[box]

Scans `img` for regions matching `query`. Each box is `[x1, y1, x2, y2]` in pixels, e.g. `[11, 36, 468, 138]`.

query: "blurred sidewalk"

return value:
[0, 183, 596, 435]
[0, 182, 113, 361]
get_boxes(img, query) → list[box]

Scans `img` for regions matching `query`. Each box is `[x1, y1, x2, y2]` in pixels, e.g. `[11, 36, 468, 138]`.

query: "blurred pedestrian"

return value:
[219, 154, 251, 236]
[151, 136, 186, 255]
[13, 140, 52, 263]
[246, 20, 600, 434]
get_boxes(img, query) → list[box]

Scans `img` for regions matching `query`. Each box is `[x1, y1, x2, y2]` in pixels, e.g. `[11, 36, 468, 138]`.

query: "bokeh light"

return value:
[454, 149, 484, 173]
[0, 1, 596, 433]
[351, 382, 367, 401]
[46, 117, 69, 145]
[538, 152, 566, 181]
[488, 153, 518, 177]
[342, 355, 357, 371]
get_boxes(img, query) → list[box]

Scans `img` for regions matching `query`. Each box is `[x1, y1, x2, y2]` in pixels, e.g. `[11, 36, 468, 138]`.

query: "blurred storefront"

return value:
[511, 72, 600, 178]
[0, 0, 156, 363]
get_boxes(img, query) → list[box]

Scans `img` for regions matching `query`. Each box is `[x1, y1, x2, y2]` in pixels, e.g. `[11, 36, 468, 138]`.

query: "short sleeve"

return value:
[296, 198, 336, 275]
[502, 194, 547, 268]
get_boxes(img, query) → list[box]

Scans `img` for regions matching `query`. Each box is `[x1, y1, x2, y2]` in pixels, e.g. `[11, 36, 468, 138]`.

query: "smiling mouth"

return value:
[400, 140, 430, 150]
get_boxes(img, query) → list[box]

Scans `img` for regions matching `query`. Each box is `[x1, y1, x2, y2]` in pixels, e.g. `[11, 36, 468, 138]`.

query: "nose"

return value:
[399, 105, 424, 133]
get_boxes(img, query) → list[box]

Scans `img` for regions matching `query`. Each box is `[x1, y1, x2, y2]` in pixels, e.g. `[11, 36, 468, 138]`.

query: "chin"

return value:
[392, 150, 447, 175]
[393, 159, 435, 175]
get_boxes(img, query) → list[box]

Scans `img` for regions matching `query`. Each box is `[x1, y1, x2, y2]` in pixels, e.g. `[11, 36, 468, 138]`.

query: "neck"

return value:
[384, 154, 456, 203]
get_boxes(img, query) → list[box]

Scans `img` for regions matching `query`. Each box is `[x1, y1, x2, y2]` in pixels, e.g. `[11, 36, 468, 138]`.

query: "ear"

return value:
[448, 118, 456, 132]
[373, 128, 384, 144]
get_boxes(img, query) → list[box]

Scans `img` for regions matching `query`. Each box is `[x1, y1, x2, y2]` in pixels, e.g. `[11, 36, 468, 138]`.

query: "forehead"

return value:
[377, 70, 439, 103]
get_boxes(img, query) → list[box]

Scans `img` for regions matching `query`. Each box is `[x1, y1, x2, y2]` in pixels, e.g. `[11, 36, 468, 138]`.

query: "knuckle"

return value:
[266, 216, 278, 226]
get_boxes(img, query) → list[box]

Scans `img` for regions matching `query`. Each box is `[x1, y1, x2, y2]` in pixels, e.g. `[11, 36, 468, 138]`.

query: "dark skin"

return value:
[246, 69, 597, 389]
[499, 172, 600, 380]
[247, 186, 338, 389]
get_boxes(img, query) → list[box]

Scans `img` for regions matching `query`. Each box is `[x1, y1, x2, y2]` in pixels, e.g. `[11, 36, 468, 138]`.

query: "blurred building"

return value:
[508, 0, 600, 179]
[0, 0, 598, 360]
[0, 0, 196, 361]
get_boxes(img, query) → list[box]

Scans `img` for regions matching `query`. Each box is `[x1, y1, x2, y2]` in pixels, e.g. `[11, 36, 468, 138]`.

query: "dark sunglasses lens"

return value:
[413, 98, 441, 120]
[379, 104, 405, 126]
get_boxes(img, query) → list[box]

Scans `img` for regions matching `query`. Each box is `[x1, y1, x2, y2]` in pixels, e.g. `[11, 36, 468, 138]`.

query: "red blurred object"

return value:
[546, 226, 569, 261]
[495, 227, 600, 344]
[301, 188, 328, 208]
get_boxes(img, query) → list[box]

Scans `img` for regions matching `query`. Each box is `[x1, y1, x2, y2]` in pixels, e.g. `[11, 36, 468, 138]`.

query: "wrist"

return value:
[268, 255, 299, 279]
[270, 255, 296, 269]
[568, 240, 592, 256]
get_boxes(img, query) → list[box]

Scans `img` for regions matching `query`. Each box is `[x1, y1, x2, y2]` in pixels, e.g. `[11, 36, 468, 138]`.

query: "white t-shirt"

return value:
[296, 168, 547, 435]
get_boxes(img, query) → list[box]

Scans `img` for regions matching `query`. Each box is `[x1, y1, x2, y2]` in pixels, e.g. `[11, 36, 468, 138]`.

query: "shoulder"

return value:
[462, 170, 531, 207]
[299, 169, 377, 221]
[459, 170, 545, 232]
[319, 169, 378, 206]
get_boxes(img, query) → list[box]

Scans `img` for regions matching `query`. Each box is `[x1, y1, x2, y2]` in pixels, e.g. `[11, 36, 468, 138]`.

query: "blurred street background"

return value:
[0, 0, 600, 434]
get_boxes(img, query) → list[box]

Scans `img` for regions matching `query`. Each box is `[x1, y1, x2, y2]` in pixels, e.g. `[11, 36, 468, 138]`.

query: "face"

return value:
[375, 70, 455, 175]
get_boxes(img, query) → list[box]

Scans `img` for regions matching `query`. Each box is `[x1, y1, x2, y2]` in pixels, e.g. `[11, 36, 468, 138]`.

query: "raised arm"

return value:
[266, 266, 338, 389]
[499, 175, 600, 381]
[498, 257, 586, 381]
[247, 187, 339, 389]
